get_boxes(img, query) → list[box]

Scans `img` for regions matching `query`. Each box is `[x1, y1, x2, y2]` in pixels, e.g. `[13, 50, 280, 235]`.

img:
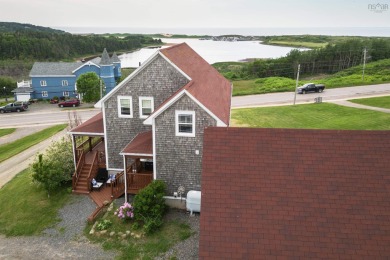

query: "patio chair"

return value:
[91, 178, 103, 190]
[106, 174, 116, 187]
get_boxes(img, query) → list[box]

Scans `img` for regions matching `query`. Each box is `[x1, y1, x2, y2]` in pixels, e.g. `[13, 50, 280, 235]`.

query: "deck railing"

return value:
[111, 171, 125, 198]
[72, 150, 85, 190]
[86, 151, 99, 191]
[110, 169, 153, 198]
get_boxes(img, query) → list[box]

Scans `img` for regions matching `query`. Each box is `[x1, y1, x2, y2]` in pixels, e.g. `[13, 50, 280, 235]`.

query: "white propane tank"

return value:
[186, 190, 201, 215]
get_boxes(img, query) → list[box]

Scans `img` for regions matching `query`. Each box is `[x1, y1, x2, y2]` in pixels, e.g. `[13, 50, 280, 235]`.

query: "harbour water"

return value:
[55, 26, 390, 68]
[58, 26, 390, 37]
[119, 38, 307, 68]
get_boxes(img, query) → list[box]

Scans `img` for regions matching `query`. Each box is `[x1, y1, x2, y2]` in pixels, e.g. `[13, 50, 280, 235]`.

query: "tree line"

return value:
[226, 38, 390, 80]
[0, 31, 161, 60]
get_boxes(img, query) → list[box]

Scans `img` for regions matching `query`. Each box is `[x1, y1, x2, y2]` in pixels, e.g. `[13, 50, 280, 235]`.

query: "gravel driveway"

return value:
[0, 195, 118, 260]
[0, 194, 200, 260]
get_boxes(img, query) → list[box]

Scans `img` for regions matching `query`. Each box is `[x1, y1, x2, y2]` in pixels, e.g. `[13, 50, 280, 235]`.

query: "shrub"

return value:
[96, 219, 112, 231]
[31, 137, 73, 196]
[133, 180, 167, 234]
[114, 202, 134, 220]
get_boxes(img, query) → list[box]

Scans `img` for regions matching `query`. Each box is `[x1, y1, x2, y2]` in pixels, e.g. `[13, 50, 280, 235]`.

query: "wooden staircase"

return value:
[73, 163, 92, 194]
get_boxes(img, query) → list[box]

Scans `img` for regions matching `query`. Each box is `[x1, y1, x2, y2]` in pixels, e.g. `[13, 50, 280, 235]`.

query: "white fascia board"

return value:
[143, 90, 186, 125]
[68, 132, 104, 136]
[152, 119, 157, 180]
[143, 90, 226, 127]
[184, 91, 227, 127]
[72, 61, 100, 73]
[119, 153, 153, 157]
[30, 75, 76, 78]
[158, 52, 192, 81]
[107, 168, 124, 172]
[99, 50, 161, 104]
[102, 105, 110, 169]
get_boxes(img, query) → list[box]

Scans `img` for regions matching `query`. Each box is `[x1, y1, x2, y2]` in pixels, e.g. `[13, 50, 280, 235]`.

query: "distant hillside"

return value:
[0, 22, 65, 33]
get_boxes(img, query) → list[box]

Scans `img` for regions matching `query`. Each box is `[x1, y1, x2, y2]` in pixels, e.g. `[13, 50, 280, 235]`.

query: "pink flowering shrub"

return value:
[114, 202, 134, 220]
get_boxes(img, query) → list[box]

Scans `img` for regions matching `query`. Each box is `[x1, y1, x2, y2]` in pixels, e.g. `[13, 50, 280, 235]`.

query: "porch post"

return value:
[88, 137, 92, 152]
[72, 134, 77, 171]
[123, 155, 128, 203]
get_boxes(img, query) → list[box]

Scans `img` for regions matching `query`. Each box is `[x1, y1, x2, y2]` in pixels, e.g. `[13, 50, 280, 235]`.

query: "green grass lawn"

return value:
[0, 128, 15, 137]
[231, 59, 390, 96]
[349, 95, 390, 109]
[231, 103, 390, 130]
[0, 124, 67, 163]
[0, 169, 71, 236]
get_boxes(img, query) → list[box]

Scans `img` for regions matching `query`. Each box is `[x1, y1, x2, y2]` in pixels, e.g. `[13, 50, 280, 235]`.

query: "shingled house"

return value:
[69, 43, 232, 198]
[200, 127, 390, 259]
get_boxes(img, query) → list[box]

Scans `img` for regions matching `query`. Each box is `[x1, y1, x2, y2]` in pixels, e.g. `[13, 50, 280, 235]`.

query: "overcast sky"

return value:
[1, 0, 388, 31]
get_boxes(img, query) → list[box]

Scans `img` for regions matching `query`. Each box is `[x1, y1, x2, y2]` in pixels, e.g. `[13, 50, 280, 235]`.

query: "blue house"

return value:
[28, 49, 121, 100]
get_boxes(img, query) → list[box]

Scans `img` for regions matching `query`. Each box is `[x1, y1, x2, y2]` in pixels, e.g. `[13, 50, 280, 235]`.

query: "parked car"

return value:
[297, 83, 325, 94]
[0, 102, 28, 113]
[58, 99, 80, 108]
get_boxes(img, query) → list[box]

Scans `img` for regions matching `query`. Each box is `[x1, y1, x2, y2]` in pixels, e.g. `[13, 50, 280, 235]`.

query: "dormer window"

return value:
[118, 96, 133, 118]
[139, 97, 154, 118]
[175, 111, 195, 137]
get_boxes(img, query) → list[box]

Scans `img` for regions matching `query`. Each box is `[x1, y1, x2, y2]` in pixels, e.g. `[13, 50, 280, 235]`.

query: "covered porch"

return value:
[111, 131, 154, 200]
[69, 112, 107, 194]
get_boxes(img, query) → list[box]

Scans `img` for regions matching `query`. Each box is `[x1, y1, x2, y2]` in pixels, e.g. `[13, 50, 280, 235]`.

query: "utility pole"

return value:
[293, 64, 300, 105]
[362, 48, 367, 81]
[100, 79, 102, 99]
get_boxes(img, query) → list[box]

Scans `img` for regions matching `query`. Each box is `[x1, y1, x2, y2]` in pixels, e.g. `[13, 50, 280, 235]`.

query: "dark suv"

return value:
[0, 102, 28, 113]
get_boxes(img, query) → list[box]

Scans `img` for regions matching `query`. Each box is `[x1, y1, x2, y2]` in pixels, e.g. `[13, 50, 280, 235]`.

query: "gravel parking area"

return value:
[0, 195, 200, 260]
[156, 209, 200, 260]
[0, 195, 118, 260]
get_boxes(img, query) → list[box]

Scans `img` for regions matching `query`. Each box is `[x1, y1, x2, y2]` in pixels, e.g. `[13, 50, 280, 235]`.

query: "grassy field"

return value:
[349, 95, 390, 109]
[0, 128, 15, 137]
[0, 169, 71, 236]
[231, 103, 390, 130]
[231, 59, 390, 96]
[264, 40, 327, 48]
[0, 124, 67, 163]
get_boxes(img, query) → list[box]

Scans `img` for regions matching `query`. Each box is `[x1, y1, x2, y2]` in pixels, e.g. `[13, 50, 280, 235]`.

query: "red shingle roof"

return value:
[200, 127, 390, 259]
[160, 43, 232, 125]
[121, 131, 152, 156]
[69, 112, 104, 135]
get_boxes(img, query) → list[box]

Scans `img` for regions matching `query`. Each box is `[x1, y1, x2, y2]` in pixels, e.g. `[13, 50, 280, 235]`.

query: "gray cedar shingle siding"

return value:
[155, 95, 217, 195]
[104, 54, 189, 169]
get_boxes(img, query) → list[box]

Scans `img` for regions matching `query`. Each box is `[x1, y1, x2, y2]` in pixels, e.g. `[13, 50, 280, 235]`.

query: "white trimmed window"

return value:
[175, 111, 195, 137]
[118, 96, 133, 118]
[62, 80, 68, 86]
[42, 91, 48, 97]
[40, 80, 47, 86]
[139, 97, 154, 118]
[63, 91, 70, 97]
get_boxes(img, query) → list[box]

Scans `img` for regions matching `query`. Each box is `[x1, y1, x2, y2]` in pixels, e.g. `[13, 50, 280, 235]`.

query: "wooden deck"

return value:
[89, 185, 113, 207]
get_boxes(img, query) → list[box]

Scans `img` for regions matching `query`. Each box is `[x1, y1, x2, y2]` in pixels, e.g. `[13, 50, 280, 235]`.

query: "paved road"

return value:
[1, 84, 389, 128]
[0, 129, 67, 188]
[232, 83, 390, 108]
[0, 105, 100, 128]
